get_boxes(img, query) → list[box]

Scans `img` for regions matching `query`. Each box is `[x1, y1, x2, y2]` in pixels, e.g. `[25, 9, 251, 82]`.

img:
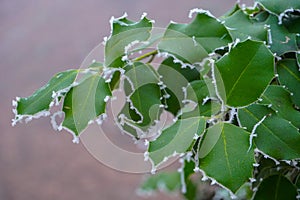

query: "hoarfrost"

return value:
[102, 36, 108, 45]
[226, 108, 237, 123]
[122, 40, 141, 64]
[141, 12, 148, 19]
[144, 139, 149, 146]
[278, 8, 296, 25]
[210, 59, 225, 111]
[50, 111, 64, 131]
[267, 27, 272, 44]
[144, 151, 149, 161]
[96, 113, 108, 125]
[104, 95, 110, 102]
[193, 133, 199, 140]
[109, 12, 129, 27]
[192, 36, 198, 46]
[178, 158, 187, 193]
[248, 115, 267, 152]
[249, 178, 256, 183]
[52, 82, 77, 106]
[157, 51, 196, 69]
[188, 8, 216, 20]
[253, 163, 260, 167]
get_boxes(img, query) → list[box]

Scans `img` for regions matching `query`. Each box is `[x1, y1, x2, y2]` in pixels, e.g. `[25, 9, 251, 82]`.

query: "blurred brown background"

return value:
[1, 0, 251, 199]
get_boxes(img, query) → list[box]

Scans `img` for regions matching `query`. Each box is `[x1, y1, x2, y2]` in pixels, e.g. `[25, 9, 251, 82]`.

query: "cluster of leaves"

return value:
[12, 0, 300, 199]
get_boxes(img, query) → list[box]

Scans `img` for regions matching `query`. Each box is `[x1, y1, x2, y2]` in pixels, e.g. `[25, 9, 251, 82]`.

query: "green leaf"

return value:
[198, 123, 255, 193]
[220, 4, 241, 19]
[160, 57, 201, 82]
[253, 157, 294, 189]
[158, 12, 232, 64]
[253, 175, 297, 200]
[184, 79, 221, 117]
[277, 59, 300, 108]
[259, 85, 300, 127]
[118, 83, 162, 138]
[104, 15, 153, 68]
[148, 116, 206, 167]
[282, 11, 300, 33]
[62, 74, 111, 136]
[256, 0, 300, 16]
[139, 172, 181, 193]
[123, 62, 159, 95]
[13, 69, 78, 124]
[129, 83, 162, 127]
[265, 14, 298, 55]
[223, 9, 268, 41]
[215, 39, 274, 107]
[238, 104, 300, 160]
[253, 115, 300, 159]
[237, 104, 273, 131]
[157, 57, 200, 116]
[117, 63, 162, 136]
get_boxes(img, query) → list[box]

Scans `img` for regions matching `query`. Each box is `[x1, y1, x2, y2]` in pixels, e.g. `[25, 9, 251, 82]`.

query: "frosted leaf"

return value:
[12, 109, 51, 127]
[157, 51, 196, 69]
[109, 12, 129, 28]
[254, 148, 280, 165]
[51, 82, 77, 107]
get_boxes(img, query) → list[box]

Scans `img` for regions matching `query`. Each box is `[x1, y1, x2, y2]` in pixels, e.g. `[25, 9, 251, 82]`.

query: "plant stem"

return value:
[134, 50, 158, 62]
